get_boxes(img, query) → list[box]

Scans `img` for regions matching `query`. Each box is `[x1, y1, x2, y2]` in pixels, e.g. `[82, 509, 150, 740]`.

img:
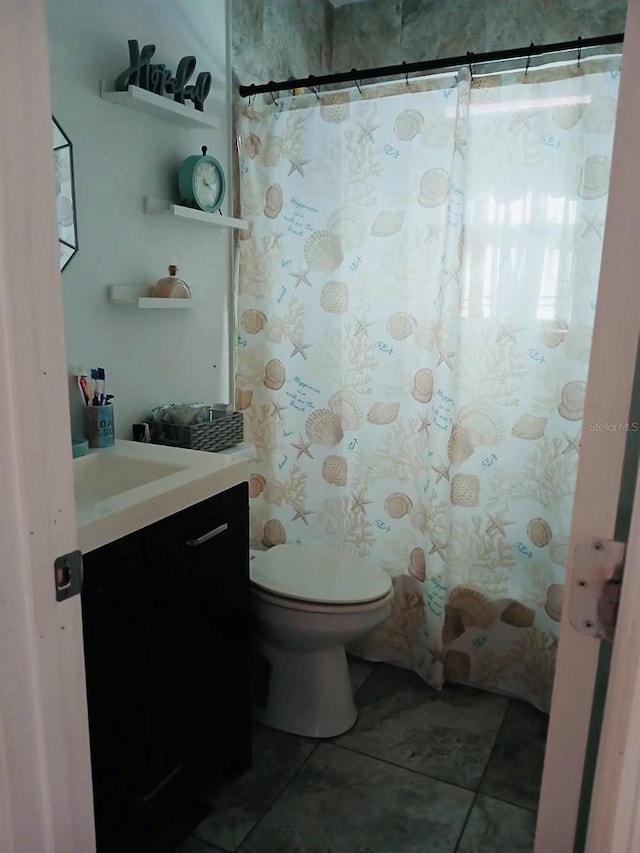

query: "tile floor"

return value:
[176, 658, 548, 853]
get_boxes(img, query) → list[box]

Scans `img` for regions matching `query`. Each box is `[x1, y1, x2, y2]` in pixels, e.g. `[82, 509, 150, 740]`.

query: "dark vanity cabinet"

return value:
[81, 482, 251, 851]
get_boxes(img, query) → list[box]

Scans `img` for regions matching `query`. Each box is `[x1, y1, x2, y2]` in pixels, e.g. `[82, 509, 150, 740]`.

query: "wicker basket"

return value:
[152, 411, 244, 452]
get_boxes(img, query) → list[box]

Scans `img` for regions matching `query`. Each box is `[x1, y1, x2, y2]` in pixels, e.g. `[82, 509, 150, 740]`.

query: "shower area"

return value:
[231, 0, 625, 714]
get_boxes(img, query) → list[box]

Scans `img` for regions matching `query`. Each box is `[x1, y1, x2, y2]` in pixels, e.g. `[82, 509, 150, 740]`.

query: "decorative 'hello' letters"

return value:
[114, 40, 212, 113]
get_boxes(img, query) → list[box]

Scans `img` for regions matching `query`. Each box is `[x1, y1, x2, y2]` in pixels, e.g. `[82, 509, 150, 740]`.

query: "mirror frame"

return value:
[52, 116, 78, 271]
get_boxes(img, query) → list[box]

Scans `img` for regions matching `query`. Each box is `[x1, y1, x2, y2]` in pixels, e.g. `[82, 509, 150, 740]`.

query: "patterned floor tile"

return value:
[334, 663, 508, 789]
[192, 723, 317, 851]
[237, 742, 474, 852]
[480, 699, 548, 810]
[175, 837, 226, 853]
[457, 794, 537, 852]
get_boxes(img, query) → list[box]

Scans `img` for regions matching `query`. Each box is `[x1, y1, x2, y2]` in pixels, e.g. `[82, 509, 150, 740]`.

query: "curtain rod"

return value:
[238, 32, 624, 98]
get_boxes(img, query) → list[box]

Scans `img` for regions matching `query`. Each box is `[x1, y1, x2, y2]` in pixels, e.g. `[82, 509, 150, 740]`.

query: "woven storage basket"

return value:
[153, 411, 244, 452]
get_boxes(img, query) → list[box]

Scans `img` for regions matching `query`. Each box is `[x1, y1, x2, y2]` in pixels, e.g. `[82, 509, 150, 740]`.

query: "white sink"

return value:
[74, 440, 249, 554]
[74, 453, 187, 505]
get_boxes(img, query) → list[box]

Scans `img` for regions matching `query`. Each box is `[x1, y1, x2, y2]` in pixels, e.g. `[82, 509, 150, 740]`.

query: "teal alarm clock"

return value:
[178, 145, 225, 213]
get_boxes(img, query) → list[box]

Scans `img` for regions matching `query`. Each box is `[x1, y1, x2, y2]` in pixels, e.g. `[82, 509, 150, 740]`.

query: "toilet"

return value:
[250, 542, 393, 738]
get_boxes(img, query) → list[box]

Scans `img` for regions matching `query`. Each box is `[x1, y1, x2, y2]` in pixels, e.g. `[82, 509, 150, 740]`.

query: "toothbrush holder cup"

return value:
[85, 405, 115, 449]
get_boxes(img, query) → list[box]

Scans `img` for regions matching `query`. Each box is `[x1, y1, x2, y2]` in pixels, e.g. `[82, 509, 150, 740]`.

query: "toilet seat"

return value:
[251, 583, 394, 614]
[250, 543, 392, 606]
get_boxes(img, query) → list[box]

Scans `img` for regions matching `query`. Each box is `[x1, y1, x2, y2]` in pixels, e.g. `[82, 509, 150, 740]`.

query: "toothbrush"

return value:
[90, 369, 98, 405]
[78, 372, 90, 406]
[91, 368, 106, 406]
[98, 367, 106, 406]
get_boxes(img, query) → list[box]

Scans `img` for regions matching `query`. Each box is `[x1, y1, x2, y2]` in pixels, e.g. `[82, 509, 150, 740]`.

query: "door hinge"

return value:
[569, 537, 625, 642]
[54, 550, 83, 601]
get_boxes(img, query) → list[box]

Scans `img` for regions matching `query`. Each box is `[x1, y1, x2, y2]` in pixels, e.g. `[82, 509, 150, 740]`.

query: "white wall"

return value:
[47, 0, 232, 440]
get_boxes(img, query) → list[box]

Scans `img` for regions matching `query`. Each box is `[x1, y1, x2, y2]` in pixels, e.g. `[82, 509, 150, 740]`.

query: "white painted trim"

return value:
[587, 464, 640, 851]
[536, 1, 640, 849]
[226, 0, 237, 410]
[0, 0, 95, 850]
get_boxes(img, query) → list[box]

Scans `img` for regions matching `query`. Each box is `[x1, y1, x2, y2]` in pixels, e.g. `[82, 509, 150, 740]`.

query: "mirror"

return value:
[52, 116, 78, 271]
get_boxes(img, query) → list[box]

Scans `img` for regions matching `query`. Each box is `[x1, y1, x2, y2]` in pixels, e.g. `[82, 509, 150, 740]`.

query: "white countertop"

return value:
[75, 440, 249, 554]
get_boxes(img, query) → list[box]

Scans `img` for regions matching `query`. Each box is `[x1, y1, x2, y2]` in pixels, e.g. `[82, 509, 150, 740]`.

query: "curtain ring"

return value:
[466, 51, 475, 80]
[307, 74, 320, 100]
[351, 69, 362, 94]
[271, 90, 279, 105]
[402, 60, 409, 85]
[577, 35, 583, 68]
[525, 41, 534, 76]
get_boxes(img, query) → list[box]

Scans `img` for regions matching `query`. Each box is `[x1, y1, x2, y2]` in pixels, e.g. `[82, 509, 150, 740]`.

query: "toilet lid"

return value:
[250, 543, 392, 605]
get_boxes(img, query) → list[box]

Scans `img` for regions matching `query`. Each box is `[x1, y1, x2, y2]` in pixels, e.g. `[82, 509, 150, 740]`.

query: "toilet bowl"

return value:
[250, 543, 392, 738]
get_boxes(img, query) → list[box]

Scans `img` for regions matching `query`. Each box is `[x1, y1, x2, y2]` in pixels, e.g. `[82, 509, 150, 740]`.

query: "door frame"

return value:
[536, 0, 640, 849]
[586, 443, 640, 850]
[0, 0, 95, 850]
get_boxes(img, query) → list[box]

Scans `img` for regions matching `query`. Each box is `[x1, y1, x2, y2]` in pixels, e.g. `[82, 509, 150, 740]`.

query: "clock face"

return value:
[193, 158, 224, 211]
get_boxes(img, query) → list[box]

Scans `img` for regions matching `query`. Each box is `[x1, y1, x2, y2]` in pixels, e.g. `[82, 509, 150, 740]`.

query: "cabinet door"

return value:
[81, 530, 152, 837]
[143, 482, 251, 785]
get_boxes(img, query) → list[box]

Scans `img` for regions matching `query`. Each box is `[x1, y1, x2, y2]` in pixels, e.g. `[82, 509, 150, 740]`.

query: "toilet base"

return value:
[253, 641, 357, 738]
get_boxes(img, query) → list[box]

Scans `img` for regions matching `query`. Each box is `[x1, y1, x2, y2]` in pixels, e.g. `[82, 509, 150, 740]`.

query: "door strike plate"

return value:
[54, 550, 83, 601]
[569, 537, 625, 642]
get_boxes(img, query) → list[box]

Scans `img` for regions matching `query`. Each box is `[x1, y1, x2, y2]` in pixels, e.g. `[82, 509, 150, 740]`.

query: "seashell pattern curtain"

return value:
[236, 57, 620, 711]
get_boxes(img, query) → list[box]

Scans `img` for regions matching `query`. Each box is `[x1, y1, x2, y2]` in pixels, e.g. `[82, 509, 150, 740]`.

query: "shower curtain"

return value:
[235, 57, 620, 711]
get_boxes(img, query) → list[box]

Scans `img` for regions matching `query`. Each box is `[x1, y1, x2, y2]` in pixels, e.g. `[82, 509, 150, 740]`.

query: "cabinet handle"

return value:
[186, 522, 228, 547]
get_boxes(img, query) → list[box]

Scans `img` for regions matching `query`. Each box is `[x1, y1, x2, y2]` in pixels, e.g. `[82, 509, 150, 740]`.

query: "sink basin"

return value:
[73, 440, 249, 554]
[74, 453, 187, 504]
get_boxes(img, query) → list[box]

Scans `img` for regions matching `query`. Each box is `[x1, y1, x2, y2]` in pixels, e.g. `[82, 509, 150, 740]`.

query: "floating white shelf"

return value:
[108, 285, 195, 309]
[100, 81, 220, 129]
[144, 197, 250, 230]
